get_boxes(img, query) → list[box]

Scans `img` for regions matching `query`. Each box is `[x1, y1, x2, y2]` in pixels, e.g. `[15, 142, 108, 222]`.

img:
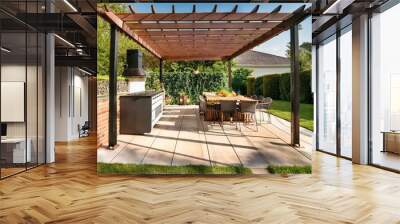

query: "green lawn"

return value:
[267, 100, 314, 131]
[266, 165, 312, 174]
[97, 163, 252, 175]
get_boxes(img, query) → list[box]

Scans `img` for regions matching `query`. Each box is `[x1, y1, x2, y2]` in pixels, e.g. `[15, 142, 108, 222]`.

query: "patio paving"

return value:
[98, 105, 311, 171]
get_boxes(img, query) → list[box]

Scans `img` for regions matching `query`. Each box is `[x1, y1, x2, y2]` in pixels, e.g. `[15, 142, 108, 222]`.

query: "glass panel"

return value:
[371, 3, 400, 171]
[339, 26, 352, 158]
[317, 35, 337, 154]
[299, 16, 313, 147]
[38, 32, 45, 165]
[27, 31, 38, 169]
[0, 14, 28, 177]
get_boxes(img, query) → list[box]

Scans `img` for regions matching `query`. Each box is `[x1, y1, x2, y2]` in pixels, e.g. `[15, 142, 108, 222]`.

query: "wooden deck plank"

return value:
[241, 124, 310, 166]
[223, 127, 268, 168]
[172, 108, 210, 166]
[202, 123, 242, 166]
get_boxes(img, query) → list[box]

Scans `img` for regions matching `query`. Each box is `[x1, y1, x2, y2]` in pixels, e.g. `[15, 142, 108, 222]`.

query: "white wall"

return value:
[236, 64, 290, 78]
[1, 64, 35, 138]
[55, 67, 89, 141]
[1, 63, 46, 164]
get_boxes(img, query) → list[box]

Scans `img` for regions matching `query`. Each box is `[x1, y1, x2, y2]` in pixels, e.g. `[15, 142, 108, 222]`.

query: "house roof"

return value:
[234, 50, 289, 66]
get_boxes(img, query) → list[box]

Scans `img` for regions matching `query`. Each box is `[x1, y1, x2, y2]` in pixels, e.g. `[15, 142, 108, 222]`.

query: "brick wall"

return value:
[97, 95, 122, 148]
[97, 96, 109, 148]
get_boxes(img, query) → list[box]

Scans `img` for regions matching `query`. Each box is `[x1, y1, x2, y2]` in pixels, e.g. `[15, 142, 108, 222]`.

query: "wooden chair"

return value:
[206, 103, 220, 125]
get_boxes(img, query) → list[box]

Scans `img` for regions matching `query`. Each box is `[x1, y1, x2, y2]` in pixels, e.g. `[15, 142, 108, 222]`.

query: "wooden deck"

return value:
[98, 105, 310, 172]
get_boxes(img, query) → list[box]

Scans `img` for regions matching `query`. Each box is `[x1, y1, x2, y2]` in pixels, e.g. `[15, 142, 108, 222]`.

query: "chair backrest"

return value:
[82, 121, 90, 129]
[220, 100, 237, 112]
[263, 97, 273, 104]
[240, 101, 257, 113]
[199, 95, 206, 111]
[199, 95, 205, 105]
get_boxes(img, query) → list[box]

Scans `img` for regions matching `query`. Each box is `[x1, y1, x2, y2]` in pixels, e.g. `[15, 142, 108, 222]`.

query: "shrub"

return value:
[279, 73, 291, 101]
[255, 76, 263, 96]
[263, 75, 281, 99]
[300, 70, 313, 103]
[232, 68, 252, 95]
[246, 77, 255, 96]
[145, 71, 161, 91]
[257, 70, 312, 103]
[162, 72, 225, 104]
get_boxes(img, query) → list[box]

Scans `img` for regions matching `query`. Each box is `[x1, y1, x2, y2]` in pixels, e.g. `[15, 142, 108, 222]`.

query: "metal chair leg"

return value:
[254, 113, 258, 132]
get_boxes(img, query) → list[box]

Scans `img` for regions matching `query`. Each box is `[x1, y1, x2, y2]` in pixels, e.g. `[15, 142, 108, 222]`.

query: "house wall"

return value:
[236, 64, 290, 78]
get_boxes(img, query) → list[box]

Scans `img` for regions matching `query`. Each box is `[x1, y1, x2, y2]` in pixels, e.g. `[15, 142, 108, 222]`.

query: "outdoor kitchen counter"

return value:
[120, 90, 164, 134]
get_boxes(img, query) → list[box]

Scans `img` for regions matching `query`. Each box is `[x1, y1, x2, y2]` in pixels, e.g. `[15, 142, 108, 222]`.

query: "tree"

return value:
[285, 41, 312, 71]
[232, 68, 252, 95]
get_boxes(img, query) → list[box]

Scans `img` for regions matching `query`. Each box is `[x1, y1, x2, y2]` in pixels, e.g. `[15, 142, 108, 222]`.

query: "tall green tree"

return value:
[285, 42, 312, 71]
[232, 68, 252, 95]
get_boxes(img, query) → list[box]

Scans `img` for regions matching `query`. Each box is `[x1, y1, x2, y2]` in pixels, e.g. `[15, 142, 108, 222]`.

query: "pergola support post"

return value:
[290, 23, 300, 146]
[109, 24, 118, 148]
[228, 60, 232, 89]
[159, 58, 163, 84]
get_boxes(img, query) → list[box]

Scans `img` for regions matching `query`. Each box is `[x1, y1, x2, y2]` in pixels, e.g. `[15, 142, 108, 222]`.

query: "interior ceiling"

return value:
[1, 0, 97, 74]
[100, 4, 309, 61]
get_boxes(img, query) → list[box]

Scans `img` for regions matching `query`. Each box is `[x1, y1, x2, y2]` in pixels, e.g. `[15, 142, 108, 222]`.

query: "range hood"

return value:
[124, 49, 145, 77]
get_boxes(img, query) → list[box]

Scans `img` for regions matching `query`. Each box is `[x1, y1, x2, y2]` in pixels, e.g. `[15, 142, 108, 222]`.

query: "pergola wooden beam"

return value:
[109, 24, 118, 147]
[225, 5, 309, 60]
[98, 4, 309, 61]
[126, 22, 277, 30]
[290, 23, 300, 146]
[97, 7, 162, 59]
[128, 5, 135, 14]
[119, 12, 290, 21]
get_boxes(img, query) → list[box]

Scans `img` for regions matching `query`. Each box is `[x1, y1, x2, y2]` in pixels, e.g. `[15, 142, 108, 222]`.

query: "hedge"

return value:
[279, 73, 291, 101]
[254, 76, 263, 96]
[155, 72, 225, 105]
[262, 75, 281, 100]
[247, 77, 255, 96]
[247, 70, 312, 103]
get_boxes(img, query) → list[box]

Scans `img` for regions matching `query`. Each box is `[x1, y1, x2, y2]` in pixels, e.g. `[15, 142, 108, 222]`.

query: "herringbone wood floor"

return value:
[1, 135, 400, 223]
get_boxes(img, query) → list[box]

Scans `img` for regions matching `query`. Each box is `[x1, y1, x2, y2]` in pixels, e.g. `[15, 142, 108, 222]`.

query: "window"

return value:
[317, 35, 337, 154]
[370, 2, 400, 171]
[339, 25, 352, 158]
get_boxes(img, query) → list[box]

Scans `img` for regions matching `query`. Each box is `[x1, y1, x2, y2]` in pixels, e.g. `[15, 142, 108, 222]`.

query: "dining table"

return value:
[204, 95, 257, 103]
[203, 94, 257, 121]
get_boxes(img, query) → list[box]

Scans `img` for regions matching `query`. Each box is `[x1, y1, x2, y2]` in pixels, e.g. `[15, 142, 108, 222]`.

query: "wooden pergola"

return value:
[97, 4, 310, 147]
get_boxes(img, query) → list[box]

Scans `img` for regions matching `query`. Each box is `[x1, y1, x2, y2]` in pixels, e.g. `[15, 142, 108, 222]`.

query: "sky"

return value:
[129, 3, 312, 57]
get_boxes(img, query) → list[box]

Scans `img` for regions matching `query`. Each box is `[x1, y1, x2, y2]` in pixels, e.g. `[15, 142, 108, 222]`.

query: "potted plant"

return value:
[179, 91, 188, 105]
